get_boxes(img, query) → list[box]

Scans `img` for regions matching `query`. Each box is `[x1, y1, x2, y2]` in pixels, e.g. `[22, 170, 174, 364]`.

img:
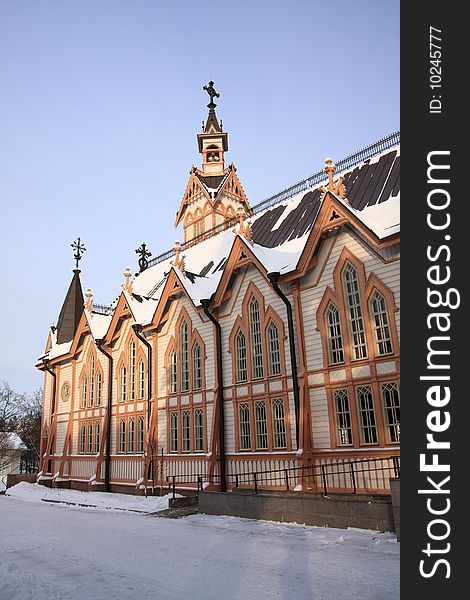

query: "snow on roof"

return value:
[123, 290, 159, 327]
[1, 432, 27, 450]
[250, 233, 311, 275]
[345, 193, 400, 239]
[132, 228, 233, 306]
[38, 327, 73, 363]
[252, 143, 400, 248]
[85, 311, 113, 341]
[43, 139, 400, 360]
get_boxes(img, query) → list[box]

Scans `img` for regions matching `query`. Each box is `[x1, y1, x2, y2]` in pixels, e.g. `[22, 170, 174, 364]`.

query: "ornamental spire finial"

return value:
[122, 267, 133, 294]
[84, 288, 93, 313]
[71, 237, 86, 270]
[320, 158, 348, 203]
[232, 203, 253, 245]
[171, 240, 186, 277]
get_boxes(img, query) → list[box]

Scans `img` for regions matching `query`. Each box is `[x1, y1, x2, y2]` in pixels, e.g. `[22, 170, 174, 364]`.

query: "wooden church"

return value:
[36, 83, 400, 495]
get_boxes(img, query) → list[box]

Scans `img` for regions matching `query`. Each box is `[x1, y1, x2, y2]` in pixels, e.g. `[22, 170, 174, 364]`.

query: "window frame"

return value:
[355, 384, 378, 445]
[381, 381, 400, 444]
[93, 421, 100, 454]
[333, 388, 354, 446]
[343, 262, 368, 361]
[325, 303, 345, 365]
[249, 296, 264, 379]
[170, 411, 178, 453]
[137, 415, 145, 453]
[194, 408, 204, 453]
[267, 320, 282, 377]
[370, 290, 393, 356]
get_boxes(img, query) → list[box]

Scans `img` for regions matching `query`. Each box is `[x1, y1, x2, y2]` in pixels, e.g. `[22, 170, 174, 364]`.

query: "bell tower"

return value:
[197, 81, 229, 175]
[174, 82, 252, 245]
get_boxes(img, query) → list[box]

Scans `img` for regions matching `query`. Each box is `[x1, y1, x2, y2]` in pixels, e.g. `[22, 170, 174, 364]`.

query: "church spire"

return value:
[197, 81, 228, 175]
[55, 239, 86, 344]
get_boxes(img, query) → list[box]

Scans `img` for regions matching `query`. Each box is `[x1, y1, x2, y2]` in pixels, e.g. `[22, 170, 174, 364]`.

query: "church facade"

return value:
[37, 84, 400, 495]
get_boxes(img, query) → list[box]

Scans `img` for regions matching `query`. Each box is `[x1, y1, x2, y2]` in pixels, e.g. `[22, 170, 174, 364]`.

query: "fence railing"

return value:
[92, 303, 113, 316]
[166, 455, 400, 498]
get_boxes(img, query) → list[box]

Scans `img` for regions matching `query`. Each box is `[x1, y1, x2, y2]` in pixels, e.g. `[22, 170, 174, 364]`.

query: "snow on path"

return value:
[0, 496, 399, 600]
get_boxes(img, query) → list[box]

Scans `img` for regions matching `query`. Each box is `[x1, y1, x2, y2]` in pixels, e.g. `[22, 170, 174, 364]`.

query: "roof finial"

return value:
[84, 288, 93, 313]
[203, 80, 220, 109]
[171, 240, 186, 277]
[135, 242, 152, 273]
[71, 237, 86, 270]
[232, 203, 253, 245]
[320, 158, 348, 203]
[122, 267, 133, 293]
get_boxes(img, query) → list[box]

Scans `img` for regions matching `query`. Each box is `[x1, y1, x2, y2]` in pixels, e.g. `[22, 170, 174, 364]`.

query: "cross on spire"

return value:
[71, 237, 86, 270]
[203, 80, 220, 108]
[135, 242, 152, 273]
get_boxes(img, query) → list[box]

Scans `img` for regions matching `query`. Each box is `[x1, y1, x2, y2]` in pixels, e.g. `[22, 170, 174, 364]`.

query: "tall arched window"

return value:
[170, 350, 178, 394]
[137, 416, 145, 452]
[254, 400, 268, 450]
[87, 423, 93, 453]
[79, 424, 86, 453]
[128, 417, 135, 453]
[249, 297, 264, 378]
[239, 403, 251, 450]
[170, 412, 178, 452]
[120, 366, 127, 402]
[194, 409, 204, 452]
[235, 331, 247, 382]
[193, 343, 202, 390]
[381, 382, 400, 443]
[267, 321, 281, 376]
[370, 291, 393, 355]
[119, 419, 126, 452]
[89, 354, 95, 407]
[181, 321, 189, 392]
[138, 360, 145, 398]
[326, 304, 344, 364]
[94, 421, 100, 453]
[334, 388, 353, 446]
[343, 263, 367, 359]
[81, 376, 87, 408]
[95, 371, 102, 406]
[129, 341, 136, 401]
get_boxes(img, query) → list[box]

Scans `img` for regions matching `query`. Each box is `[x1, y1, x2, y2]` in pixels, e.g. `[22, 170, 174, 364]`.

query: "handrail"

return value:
[164, 454, 400, 496]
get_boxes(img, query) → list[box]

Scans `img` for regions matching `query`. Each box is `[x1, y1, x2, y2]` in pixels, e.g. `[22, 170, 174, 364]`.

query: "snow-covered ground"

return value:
[0, 489, 399, 600]
[5, 481, 178, 513]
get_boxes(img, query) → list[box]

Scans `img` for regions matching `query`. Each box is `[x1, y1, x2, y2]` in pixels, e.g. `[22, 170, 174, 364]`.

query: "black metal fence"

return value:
[166, 455, 400, 499]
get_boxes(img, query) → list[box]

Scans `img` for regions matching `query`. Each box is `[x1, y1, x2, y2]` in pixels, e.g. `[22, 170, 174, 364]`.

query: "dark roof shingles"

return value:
[252, 148, 399, 249]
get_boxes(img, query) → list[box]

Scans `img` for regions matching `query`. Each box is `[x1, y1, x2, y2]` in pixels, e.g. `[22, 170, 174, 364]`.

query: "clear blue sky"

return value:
[0, 0, 399, 394]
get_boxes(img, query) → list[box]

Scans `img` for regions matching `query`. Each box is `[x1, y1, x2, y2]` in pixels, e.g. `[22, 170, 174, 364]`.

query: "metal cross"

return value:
[71, 237, 86, 269]
[135, 242, 152, 273]
[203, 81, 220, 107]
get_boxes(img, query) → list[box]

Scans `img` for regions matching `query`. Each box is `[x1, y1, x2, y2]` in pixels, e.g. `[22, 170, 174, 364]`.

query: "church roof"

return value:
[55, 269, 84, 345]
[252, 144, 399, 248]
[40, 133, 400, 363]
